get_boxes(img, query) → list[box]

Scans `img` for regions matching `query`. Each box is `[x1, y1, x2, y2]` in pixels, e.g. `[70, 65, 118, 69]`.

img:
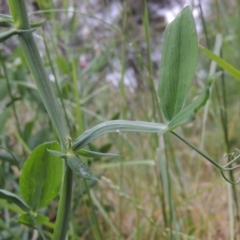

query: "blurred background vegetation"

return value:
[1, 0, 240, 239]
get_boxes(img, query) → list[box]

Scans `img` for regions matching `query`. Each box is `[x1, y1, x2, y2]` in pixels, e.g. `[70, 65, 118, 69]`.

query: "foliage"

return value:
[0, 0, 240, 239]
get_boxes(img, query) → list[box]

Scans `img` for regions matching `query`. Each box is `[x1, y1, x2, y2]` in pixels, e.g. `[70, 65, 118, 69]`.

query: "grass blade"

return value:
[199, 45, 240, 80]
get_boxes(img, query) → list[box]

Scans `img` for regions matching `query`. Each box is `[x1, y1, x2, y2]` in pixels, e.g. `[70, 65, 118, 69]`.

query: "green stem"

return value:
[7, 0, 69, 148]
[53, 164, 73, 240]
[72, 58, 84, 136]
[198, 0, 210, 49]
[42, 29, 72, 133]
[7, 1, 72, 239]
[143, 0, 159, 121]
[171, 131, 229, 171]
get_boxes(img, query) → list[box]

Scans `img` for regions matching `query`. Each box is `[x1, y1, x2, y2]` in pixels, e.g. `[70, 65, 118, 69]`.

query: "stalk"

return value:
[7, 0, 72, 239]
[7, 0, 69, 148]
[143, 0, 160, 121]
[53, 164, 72, 240]
[42, 29, 72, 133]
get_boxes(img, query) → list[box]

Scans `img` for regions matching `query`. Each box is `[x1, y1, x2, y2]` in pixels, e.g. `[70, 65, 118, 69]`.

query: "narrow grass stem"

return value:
[143, 0, 160, 121]
[0, 52, 22, 138]
[72, 58, 84, 136]
[198, 0, 210, 49]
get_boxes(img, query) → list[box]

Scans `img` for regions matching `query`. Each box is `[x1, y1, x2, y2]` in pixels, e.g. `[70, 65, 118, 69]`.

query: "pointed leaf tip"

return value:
[0, 189, 30, 212]
[66, 154, 98, 181]
[158, 6, 198, 121]
[77, 149, 120, 158]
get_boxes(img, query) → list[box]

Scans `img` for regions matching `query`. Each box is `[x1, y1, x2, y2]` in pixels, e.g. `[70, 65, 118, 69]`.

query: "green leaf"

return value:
[72, 120, 167, 151]
[0, 189, 30, 212]
[56, 56, 70, 74]
[99, 143, 112, 153]
[23, 120, 35, 143]
[199, 45, 240, 80]
[20, 142, 63, 211]
[158, 6, 198, 121]
[0, 14, 13, 21]
[47, 149, 66, 158]
[66, 154, 98, 181]
[0, 82, 8, 101]
[0, 28, 37, 43]
[0, 110, 10, 133]
[0, 14, 14, 28]
[77, 149, 119, 158]
[0, 28, 16, 43]
[18, 212, 49, 227]
[168, 85, 210, 130]
[30, 19, 46, 28]
[18, 213, 47, 240]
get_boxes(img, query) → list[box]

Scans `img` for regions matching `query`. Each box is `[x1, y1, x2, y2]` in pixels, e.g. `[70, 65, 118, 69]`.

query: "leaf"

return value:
[158, 6, 198, 121]
[168, 85, 210, 130]
[23, 120, 35, 143]
[18, 213, 49, 227]
[0, 28, 37, 43]
[66, 154, 98, 181]
[199, 45, 240, 80]
[0, 14, 14, 28]
[111, 112, 120, 120]
[30, 19, 46, 28]
[56, 56, 70, 74]
[18, 213, 48, 240]
[0, 82, 8, 101]
[77, 149, 119, 158]
[20, 142, 63, 211]
[0, 110, 10, 133]
[72, 120, 167, 151]
[0, 28, 16, 43]
[99, 143, 112, 153]
[0, 14, 13, 21]
[47, 149, 66, 158]
[0, 189, 30, 212]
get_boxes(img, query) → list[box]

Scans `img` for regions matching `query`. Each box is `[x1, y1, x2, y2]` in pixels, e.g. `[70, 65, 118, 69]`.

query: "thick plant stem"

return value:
[53, 164, 72, 240]
[7, 0, 72, 238]
[7, 0, 69, 148]
[17, 33, 69, 147]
